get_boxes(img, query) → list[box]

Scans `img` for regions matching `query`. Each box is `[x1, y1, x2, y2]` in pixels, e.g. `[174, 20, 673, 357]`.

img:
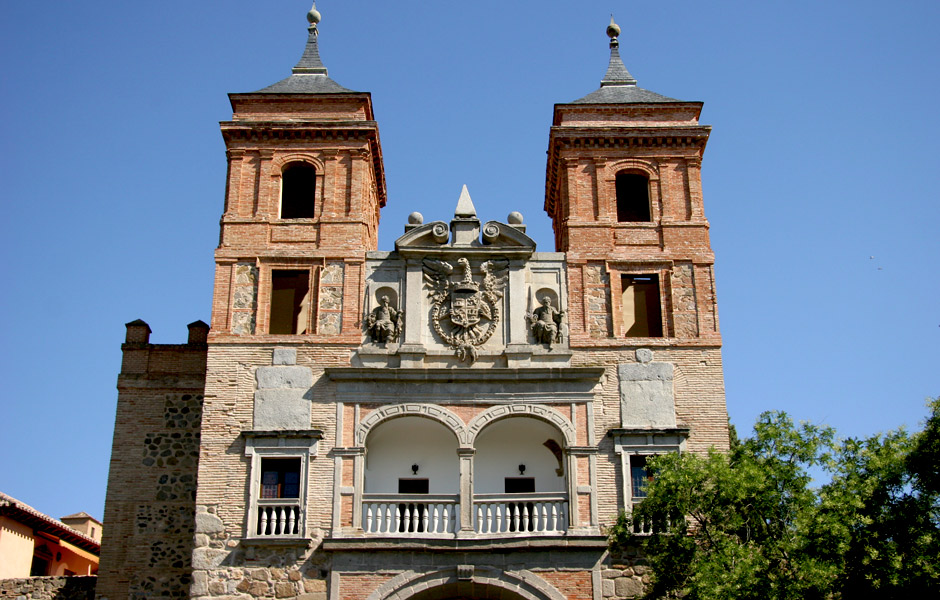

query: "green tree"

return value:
[609, 400, 940, 599]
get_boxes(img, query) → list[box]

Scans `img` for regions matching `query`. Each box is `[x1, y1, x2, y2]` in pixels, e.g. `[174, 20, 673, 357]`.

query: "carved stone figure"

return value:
[527, 296, 565, 347]
[366, 295, 402, 344]
[423, 257, 508, 363]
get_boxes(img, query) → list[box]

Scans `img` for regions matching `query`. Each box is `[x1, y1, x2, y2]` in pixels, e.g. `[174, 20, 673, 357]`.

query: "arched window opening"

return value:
[280, 162, 316, 219]
[615, 172, 651, 222]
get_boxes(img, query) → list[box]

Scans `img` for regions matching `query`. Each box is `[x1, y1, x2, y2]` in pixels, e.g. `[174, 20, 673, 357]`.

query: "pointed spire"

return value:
[252, 2, 354, 93]
[293, 2, 328, 75]
[454, 184, 477, 218]
[600, 16, 637, 87]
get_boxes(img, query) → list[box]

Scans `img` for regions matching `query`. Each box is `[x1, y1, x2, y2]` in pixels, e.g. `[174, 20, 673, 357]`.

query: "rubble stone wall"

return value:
[0, 576, 96, 600]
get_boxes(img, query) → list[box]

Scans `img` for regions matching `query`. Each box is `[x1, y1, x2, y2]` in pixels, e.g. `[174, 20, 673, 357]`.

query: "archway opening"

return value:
[473, 417, 567, 533]
[363, 416, 459, 534]
[408, 582, 533, 600]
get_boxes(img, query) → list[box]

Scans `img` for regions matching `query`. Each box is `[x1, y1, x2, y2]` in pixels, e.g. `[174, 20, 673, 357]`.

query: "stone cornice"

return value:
[322, 535, 608, 552]
[325, 367, 605, 383]
[607, 427, 690, 437]
[220, 120, 386, 208]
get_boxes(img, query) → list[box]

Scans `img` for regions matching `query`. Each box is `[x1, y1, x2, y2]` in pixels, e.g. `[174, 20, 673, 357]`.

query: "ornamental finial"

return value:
[307, 2, 322, 28]
[606, 15, 621, 48]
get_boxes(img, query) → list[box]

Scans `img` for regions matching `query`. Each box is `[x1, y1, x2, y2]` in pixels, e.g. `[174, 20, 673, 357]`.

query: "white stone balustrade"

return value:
[361, 494, 459, 536]
[256, 500, 302, 536]
[360, 493, 569, 537]
[473, 493, 568, 535]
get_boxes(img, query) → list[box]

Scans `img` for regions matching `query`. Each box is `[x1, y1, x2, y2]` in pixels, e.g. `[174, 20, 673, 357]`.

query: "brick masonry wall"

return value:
[0, 576, 96, 600]
[96, 332, 207, 600]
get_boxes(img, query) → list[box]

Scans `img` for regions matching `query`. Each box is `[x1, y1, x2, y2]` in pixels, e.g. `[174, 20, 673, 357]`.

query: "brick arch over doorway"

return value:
[366, 567, 567, 600]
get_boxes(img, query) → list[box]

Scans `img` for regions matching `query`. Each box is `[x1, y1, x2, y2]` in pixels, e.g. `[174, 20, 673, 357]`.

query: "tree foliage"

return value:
[609, 399, 940, 599]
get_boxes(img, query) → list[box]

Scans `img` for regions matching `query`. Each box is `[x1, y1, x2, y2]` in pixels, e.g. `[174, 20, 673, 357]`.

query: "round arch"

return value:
[366, 567, 567, 600]
[605, 158, 659, 181]
[356, 403, 469, 447]
[466, 404, 576, 448]
[270, 153, 325, 174]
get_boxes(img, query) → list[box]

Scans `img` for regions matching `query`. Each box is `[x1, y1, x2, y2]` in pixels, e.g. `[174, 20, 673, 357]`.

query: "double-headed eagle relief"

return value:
[423, 257, 509, 363]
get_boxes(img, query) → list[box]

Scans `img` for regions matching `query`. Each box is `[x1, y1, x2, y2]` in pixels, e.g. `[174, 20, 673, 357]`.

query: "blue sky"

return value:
[1, 1, 937, 522]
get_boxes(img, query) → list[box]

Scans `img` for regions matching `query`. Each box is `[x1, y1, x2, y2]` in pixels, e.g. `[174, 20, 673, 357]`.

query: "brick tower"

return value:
[544, 19, 728, 453]
[211, 7, 385, 340]
[546, 18, 719, 350]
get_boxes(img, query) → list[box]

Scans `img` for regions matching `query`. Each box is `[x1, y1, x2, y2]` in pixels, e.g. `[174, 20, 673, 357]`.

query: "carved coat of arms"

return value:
[423, 257, 508, 363]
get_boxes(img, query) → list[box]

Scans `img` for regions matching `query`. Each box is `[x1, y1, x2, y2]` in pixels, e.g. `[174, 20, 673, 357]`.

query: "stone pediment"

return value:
[395, 220, 535, 254]
[394, 185, 535, 259]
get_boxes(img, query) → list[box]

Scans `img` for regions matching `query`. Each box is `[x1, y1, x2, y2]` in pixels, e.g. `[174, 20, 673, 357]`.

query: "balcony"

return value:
[474, 493, 568, 535]
[255, 499, 302, 537]
[361, 493, 568, 538]
[362, 494, 459, 536]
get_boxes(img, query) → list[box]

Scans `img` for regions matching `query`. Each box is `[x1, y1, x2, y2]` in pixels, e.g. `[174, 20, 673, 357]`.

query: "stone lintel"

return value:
[239, 537, 314, 547]
[242, 429, 324, 440]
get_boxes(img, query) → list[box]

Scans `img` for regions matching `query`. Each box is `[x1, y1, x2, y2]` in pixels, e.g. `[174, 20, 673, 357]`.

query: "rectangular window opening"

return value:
[504, 477, 535, 494]
[621, 274, 663, 337]
[397, 479, 429, 494]
[260, 457, 301, 499]
[270, 270, 310, 335]
[630, 455, 651, 499]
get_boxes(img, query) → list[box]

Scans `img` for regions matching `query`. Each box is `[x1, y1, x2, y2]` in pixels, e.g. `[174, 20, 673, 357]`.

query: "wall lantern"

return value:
[518, 464, 526, 475]
[411, 463, 419, 475]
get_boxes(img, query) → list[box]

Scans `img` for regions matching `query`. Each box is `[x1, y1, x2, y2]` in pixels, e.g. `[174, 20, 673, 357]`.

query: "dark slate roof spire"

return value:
[571, 16, 680, 104]
[253, 2, 355, 94]
[601, 16, 637, 86]
[292, 3, 328, 75]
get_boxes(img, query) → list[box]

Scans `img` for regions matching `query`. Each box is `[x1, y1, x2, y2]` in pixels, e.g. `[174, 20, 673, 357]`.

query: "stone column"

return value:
[457, 447, 475, 533]
[567, 450, 579, 528]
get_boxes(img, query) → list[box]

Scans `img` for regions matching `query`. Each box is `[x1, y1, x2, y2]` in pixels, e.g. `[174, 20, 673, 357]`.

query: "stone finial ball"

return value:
[408, 212, 424, 225]
[307, 4, 322, 24]
[606, 17, 621, 38]
[507, 211, 524, 224]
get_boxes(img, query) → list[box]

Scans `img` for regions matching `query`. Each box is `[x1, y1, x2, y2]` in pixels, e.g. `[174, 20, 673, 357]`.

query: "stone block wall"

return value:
[0, 576, 96, 600]
[95, 322, 208, 600]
